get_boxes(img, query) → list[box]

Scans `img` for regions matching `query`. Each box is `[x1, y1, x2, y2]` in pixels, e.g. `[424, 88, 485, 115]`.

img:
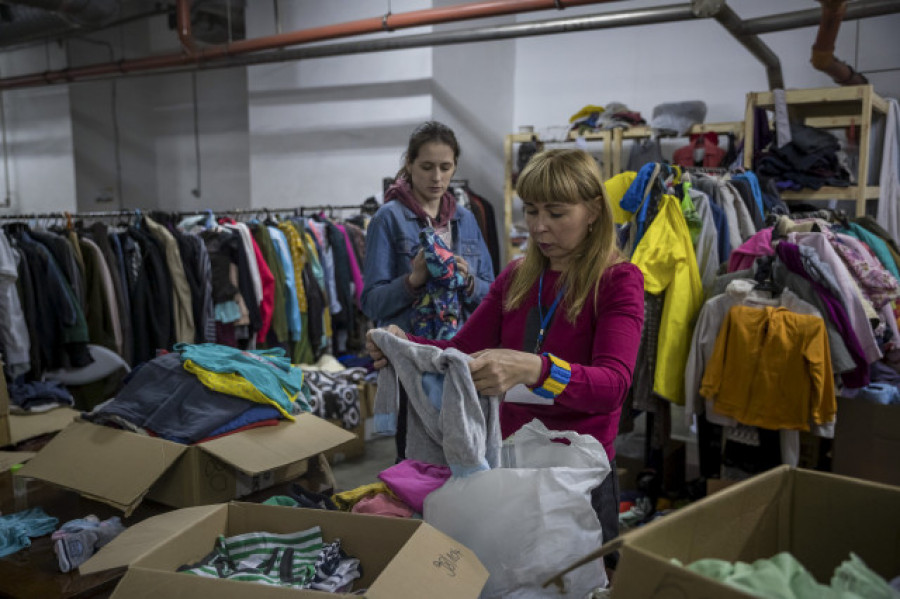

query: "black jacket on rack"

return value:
[127, 227, 173, 365]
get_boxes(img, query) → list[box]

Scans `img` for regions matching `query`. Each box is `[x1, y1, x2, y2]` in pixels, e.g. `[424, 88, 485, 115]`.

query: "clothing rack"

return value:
[0, 204, 370, 222]
[180, 204, 367, 217]
[684, 166, 732, 176]
[297, 203, 369, 216]
[0, 209, 135, 220]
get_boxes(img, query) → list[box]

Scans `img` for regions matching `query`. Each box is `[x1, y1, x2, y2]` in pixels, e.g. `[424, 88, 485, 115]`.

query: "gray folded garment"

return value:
[371, 329, 501, 475]
[649, 100, 707, 136]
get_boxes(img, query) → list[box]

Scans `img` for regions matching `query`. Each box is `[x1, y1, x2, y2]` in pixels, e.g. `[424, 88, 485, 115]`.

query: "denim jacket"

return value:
[361, 200, 494, 330]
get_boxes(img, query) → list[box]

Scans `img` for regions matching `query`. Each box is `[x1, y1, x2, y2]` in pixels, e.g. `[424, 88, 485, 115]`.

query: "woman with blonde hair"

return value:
[368, 148, 644, 567]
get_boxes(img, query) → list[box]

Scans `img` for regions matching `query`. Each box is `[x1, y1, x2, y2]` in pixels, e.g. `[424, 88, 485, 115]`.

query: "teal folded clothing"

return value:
[0, 507, 59, 558]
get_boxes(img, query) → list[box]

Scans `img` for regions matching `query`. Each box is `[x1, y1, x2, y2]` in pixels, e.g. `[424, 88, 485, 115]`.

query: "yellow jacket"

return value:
[700, 305, 835, 430]
[604, 171, 637, 225]
[631, 194, 704, 405]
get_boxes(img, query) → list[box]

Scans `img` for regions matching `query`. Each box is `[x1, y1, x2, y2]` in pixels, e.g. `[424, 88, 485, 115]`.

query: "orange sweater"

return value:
[700, 305, 835, 430]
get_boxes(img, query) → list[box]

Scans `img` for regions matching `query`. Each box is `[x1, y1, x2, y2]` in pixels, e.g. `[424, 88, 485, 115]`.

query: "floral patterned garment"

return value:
[410, 228, 466, 341]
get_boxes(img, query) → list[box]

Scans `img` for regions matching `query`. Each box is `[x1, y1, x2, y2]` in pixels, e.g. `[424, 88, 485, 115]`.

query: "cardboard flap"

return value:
[542, 537, 625, 591]
[0, 450, 35, 472]
[17, 420, 187, 513]
[9, 407, 79, 444]
[367, 522, 488, 599]
[80, 505, 225, 575]
[111, 568, 312, 598]
[612, 544, 759, 599]
[199, 414, 355, 474]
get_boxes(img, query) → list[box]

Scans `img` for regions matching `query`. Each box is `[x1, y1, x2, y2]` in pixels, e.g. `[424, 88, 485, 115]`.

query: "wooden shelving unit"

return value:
[502, 129, 614, 264]
[607, 121, 743, 174]
[742, 85, 889, 217]
[502, 122, 742, 265]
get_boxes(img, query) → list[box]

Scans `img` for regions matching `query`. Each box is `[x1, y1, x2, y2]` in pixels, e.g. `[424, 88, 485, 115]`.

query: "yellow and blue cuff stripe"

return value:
[532, 353, 571, 400]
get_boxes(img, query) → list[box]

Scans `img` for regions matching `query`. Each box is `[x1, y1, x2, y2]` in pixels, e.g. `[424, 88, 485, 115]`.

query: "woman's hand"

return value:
[407, 250, 428, 288]
[455, 255, 469, 279]
[366, 325, 407, 369]
[468, 349, 543, 396]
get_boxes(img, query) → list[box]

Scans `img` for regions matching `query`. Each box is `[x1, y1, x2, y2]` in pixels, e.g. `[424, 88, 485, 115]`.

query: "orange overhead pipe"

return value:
[0, 0, 620, 90]
[810, 0, 868, 85]
[176, 0, 197, 55]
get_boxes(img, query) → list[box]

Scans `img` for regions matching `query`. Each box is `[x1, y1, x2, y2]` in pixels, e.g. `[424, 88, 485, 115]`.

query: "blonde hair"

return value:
[506, 148, 624, 323]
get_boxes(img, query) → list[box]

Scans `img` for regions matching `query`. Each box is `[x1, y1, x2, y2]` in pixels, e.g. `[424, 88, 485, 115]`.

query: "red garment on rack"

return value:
[673, 134, 726, 168]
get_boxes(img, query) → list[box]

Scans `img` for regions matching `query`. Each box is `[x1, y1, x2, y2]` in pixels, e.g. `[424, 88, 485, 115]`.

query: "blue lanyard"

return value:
[534, 271, 566, 354]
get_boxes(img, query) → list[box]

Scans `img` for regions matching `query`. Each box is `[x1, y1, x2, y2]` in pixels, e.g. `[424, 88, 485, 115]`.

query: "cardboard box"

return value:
[16, 414, 355, 515]
[324, 419, 366, 464]
[0, 450, 35, 473]
[704, 477, 739, 496]
[0, 362, 79, 448]
[3, 409, 80, 446]
[357, 382, 381, 442]
[832, 396, 900, 486]
[361, 381, 376, 417]
[546, 466, 900, 598]
[79, 501, 489, 598]
[322, 382, 377, 464]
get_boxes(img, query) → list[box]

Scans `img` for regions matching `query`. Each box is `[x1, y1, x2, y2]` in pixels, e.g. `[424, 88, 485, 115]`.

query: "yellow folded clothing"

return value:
[568, 104, 606, 123]
[183, 359, 297, 420]
[332, 482, 399, 511]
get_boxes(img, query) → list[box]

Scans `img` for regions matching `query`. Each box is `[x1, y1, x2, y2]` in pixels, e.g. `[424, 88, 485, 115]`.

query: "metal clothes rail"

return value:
[0, 203, 373, 221]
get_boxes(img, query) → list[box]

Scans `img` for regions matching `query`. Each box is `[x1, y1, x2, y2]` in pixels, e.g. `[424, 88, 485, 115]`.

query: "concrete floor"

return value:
[329, 435, 397, 493]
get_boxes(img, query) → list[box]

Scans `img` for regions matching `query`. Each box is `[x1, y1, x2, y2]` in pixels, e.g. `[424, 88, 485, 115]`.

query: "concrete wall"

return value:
[246, 0, 436, 211]
[0, 43, 75, 214]
[512, 0, 900, 147]
[0, 0, 897, 220]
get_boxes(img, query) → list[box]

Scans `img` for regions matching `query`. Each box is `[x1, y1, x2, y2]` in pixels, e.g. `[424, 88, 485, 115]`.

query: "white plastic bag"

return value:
[424, 419, 611, 599]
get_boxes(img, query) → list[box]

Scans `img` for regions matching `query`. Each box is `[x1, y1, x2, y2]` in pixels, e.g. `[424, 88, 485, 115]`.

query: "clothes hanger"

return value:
[752, 256, 779, 294]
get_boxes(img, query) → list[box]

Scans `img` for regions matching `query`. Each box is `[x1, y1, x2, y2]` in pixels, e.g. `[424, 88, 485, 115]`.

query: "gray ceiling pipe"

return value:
[698, 0, 785, 90]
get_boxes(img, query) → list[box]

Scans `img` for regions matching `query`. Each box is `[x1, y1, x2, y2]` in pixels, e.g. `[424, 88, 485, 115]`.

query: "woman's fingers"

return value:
[386, 324, 406, 339]
[469, 353, 501, 395]
[366, 326, 406, 369]
[455, 255, 469, 277]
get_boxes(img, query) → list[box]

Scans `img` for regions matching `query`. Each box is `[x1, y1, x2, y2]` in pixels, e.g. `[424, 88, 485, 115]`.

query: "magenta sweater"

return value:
[408, 261, 644, 460]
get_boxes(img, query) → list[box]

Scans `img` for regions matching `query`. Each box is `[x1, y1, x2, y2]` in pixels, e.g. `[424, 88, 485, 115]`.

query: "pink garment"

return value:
[788, 231, 883, 364]
[351, 493, 415, 518]
[336, 223, 364, 309]
[728, 227, 774, 273]
[249, 234, 275, 342]
[378, 459, 452, 514]
[407, 262, 644, 461]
